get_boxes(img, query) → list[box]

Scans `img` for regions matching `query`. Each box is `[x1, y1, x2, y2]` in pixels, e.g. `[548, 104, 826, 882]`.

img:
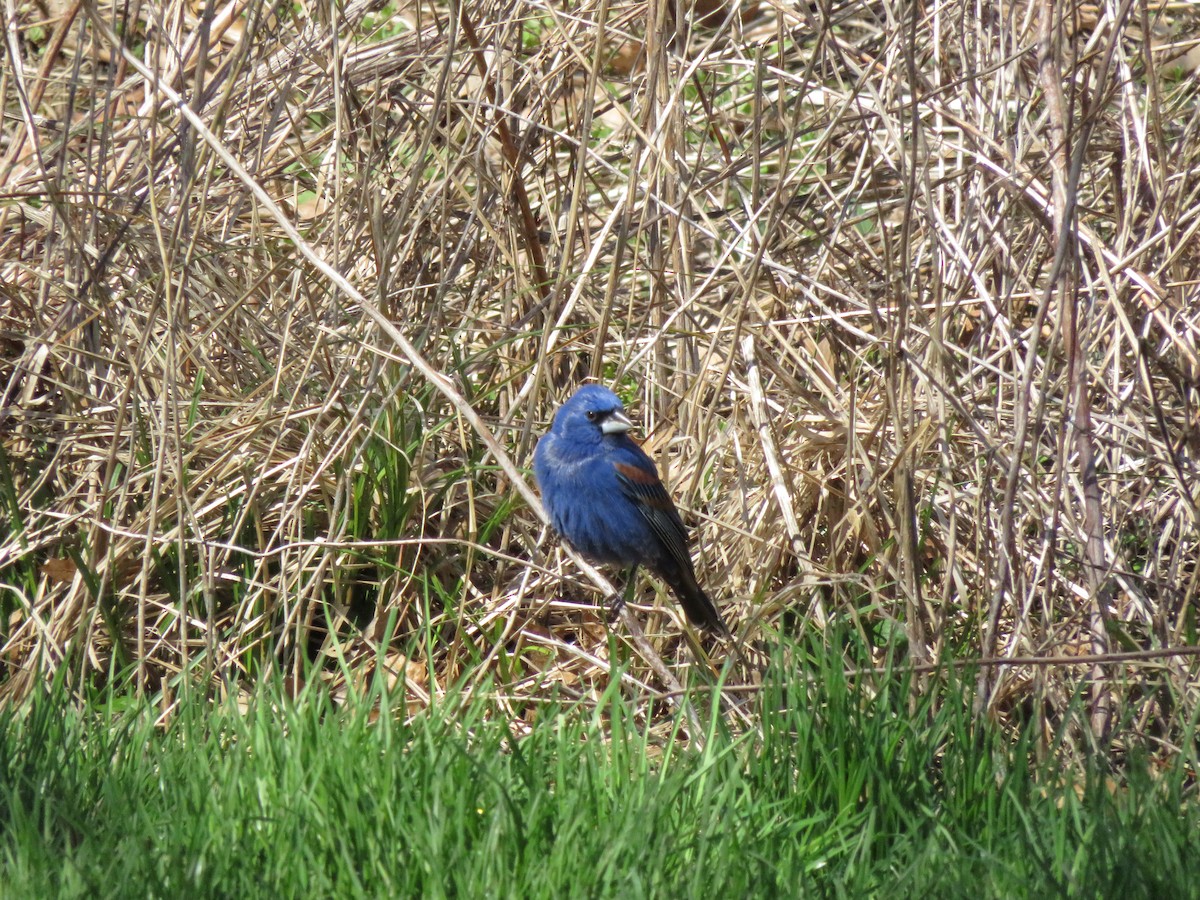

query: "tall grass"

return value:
[2, 636, 1196, 896]
[1, 0, 1199, 764]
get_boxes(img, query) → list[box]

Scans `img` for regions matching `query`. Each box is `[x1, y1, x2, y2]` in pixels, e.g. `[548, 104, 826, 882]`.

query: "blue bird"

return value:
[534, 385, 726, 632]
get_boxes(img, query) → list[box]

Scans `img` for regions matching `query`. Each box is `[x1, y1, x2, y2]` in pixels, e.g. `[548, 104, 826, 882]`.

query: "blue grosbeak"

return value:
[534, 385, 726, 633]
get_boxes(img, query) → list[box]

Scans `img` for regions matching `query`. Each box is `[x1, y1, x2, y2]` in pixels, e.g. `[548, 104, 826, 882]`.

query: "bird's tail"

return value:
[664, 565, 727, 634]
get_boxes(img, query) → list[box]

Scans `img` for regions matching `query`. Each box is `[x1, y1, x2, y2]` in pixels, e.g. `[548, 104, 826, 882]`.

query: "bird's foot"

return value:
[606, 593, 626, 624]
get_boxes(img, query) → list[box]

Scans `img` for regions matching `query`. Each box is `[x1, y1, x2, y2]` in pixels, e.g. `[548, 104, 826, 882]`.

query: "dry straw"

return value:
[2, 0, 1199, 757]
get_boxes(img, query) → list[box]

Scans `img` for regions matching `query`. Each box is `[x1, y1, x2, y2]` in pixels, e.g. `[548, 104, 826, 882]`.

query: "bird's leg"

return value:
[607, 565, 638, 623]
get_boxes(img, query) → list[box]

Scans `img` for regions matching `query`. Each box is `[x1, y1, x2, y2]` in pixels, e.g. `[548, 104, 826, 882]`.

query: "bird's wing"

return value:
[612, 457, 693, 572]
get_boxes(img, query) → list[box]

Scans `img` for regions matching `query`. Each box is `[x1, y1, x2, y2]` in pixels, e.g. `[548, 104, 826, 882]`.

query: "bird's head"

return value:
[552, 385, 634, 442]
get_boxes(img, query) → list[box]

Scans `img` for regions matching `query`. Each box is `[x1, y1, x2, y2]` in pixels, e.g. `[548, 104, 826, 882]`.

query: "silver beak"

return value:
[601, 410, 633, 434]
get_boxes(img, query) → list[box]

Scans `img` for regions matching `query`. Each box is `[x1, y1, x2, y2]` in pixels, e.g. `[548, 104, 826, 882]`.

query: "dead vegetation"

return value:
[2, 0, 1199, 758]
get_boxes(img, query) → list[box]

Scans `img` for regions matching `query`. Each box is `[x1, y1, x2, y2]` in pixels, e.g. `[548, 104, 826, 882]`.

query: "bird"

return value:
[534, 384, 726, 633]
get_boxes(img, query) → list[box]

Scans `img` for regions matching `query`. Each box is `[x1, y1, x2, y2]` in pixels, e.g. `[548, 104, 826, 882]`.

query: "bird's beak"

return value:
[601, 410, 633, 434]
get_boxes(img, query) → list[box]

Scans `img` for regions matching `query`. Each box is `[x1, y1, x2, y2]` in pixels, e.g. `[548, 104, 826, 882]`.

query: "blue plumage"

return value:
[534, 385, 726, 632]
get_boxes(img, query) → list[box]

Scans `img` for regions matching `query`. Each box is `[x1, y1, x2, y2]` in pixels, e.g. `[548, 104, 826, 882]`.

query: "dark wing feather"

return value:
[613, 461, 692, 573]
[613, 453, 727, 633]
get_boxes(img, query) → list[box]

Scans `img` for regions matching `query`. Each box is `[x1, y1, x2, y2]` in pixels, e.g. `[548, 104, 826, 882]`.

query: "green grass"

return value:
[2, 643, 1196, 898]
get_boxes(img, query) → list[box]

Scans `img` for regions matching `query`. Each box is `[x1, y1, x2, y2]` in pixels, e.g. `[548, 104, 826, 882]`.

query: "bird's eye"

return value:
[585, 410, 598, 422]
